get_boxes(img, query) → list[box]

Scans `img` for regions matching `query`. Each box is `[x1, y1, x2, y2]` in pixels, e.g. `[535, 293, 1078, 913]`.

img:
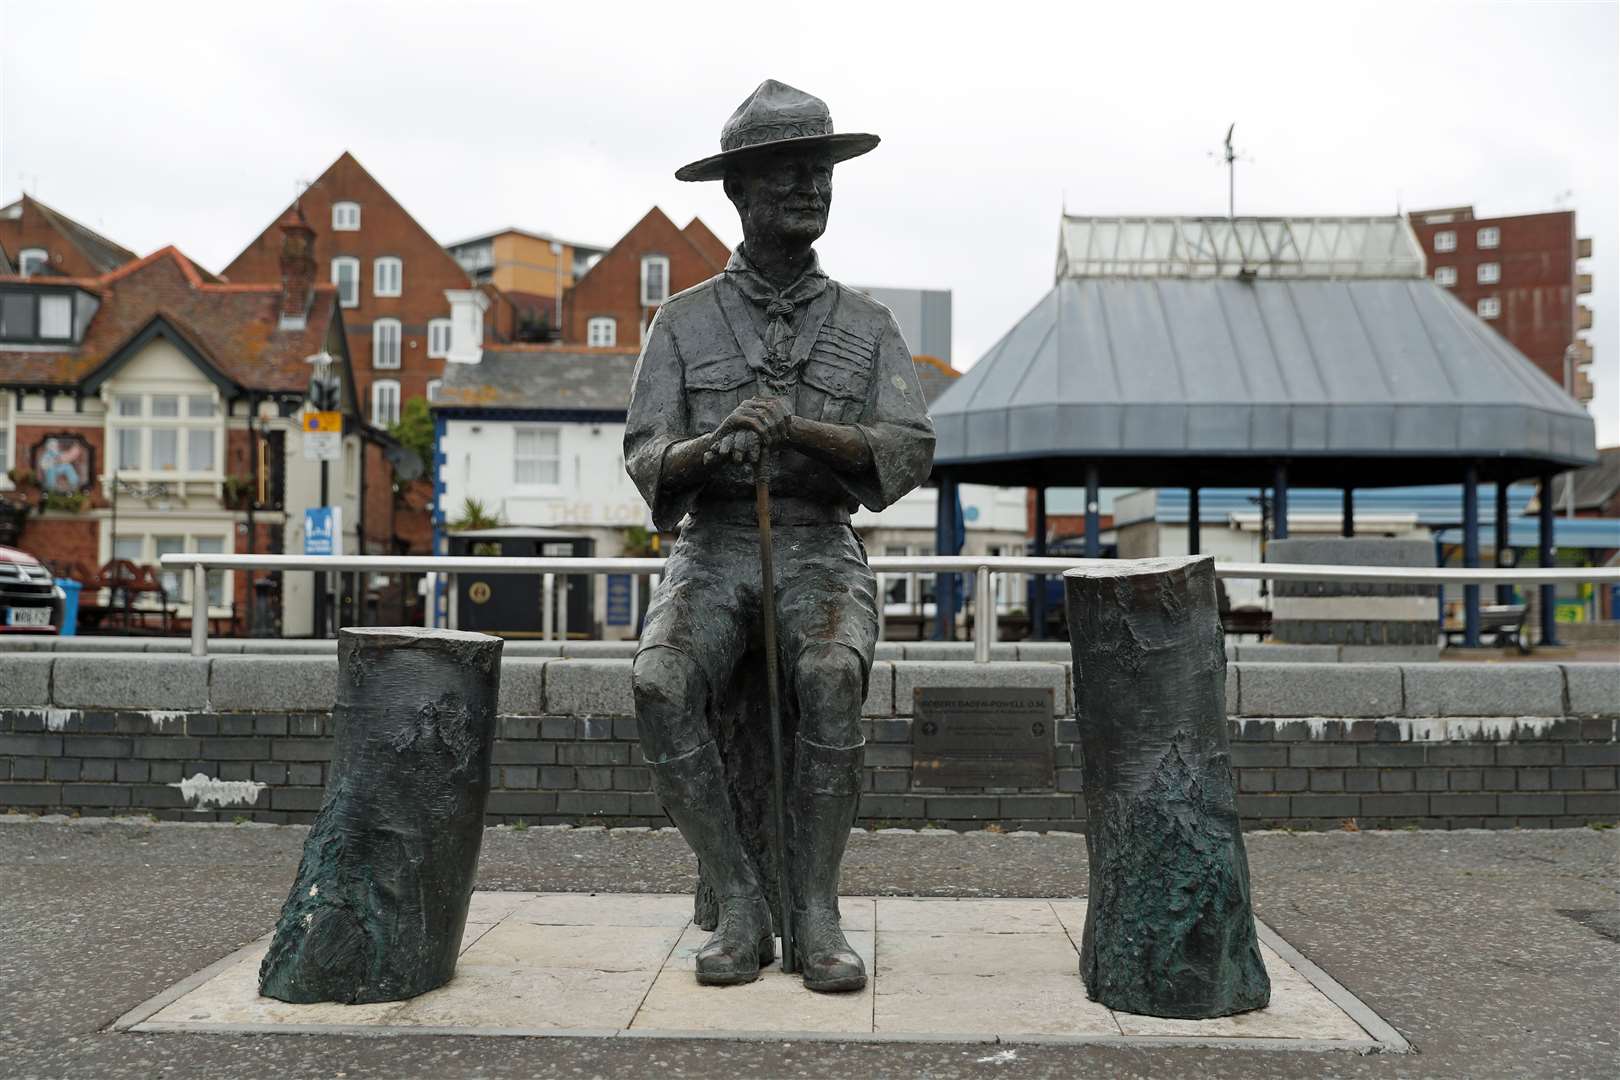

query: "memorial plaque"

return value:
[911, 687, 1055, 788]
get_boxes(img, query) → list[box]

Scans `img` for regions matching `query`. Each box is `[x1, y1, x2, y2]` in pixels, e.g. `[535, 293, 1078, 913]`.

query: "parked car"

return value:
[0, 546, 65, 634]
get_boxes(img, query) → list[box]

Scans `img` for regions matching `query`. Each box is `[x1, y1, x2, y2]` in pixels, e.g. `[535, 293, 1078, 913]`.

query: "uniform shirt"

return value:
[625, 247, 935, 532]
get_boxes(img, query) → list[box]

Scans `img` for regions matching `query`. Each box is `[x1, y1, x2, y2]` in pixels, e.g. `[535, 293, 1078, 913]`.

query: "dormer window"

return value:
[333, 202, 361, 231]
[0, 287, 78, 343]
[18, 248, 47, 277]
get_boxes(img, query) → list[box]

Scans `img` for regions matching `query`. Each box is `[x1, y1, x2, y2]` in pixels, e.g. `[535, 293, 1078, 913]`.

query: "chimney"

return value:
[278, 205, 316, 329]
[444, 289, 489, 364]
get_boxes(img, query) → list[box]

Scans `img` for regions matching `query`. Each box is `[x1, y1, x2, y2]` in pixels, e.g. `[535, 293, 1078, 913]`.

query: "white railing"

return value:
[160, 553, 1620, 659]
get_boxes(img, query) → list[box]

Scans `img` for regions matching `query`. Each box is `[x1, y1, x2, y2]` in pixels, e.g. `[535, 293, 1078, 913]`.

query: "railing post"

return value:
[542, 574, 555, 641]
[974, 563, 992, 663]
[190, 563, 208, 657]
[874, 574, 885, 642]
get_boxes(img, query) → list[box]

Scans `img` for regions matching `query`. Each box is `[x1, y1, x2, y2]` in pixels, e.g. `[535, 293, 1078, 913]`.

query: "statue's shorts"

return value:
[637, 513, 878, 707]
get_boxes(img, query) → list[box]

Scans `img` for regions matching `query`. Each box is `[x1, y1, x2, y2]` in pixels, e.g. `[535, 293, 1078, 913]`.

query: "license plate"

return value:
[5, 607, 50, 627]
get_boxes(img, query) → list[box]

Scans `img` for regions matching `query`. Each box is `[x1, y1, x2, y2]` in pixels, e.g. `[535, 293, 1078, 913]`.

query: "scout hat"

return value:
[675, 79, 880, 182]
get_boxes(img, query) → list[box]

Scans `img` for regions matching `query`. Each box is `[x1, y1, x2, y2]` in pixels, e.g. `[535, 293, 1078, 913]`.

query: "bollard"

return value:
[259, 627, 503, 1004]
[1064, 556, 1269, 1019]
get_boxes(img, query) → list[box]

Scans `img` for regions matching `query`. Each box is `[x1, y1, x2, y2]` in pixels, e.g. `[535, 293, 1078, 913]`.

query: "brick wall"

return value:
[0, 653, 1614, 830]
[560, 208, 726, 347]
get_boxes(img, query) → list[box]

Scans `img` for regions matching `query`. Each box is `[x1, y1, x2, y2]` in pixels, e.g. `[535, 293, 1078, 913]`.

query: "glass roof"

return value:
[1057, 216, 1426, 280]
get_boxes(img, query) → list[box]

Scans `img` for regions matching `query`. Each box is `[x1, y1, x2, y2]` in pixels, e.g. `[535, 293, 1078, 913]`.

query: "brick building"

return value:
[0, 195, 137, 280]
[446, 227, 605, 342]
[1408, 206, 1594, 400]
[222, 152, 474, 426]
[560, 207, 729, 348]
[0, 218, 395, 636]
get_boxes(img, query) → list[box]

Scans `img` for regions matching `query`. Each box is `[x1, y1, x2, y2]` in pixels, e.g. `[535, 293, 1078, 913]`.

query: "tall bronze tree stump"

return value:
[1064, 556, 1269, 1019]
[259, 627, 503, 1004]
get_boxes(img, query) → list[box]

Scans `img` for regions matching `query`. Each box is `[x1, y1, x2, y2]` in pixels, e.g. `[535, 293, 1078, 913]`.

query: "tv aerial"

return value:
[1207, 124, 1252, 219]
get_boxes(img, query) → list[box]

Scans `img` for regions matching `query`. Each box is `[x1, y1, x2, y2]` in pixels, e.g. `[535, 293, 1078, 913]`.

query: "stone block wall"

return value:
[0, 653, 1615, 831]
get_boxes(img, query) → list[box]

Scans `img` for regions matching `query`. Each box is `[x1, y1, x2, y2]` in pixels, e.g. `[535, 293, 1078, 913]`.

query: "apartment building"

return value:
[560, 208, 729, 348]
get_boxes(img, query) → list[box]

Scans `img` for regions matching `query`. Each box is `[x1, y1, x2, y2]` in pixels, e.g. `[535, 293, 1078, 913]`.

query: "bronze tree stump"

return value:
[259, 627, 503, 1004]
[1065, 556, 1269, 1019]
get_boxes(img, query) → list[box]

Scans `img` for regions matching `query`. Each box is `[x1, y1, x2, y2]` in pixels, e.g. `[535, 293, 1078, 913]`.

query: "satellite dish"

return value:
[384, 443, 424, 482]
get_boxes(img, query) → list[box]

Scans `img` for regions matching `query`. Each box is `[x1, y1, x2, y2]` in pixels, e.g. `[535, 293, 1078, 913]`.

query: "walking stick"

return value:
[754, 455, 796, 973]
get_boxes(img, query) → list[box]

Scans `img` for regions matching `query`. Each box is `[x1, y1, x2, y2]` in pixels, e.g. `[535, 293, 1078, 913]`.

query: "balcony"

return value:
[1577, 273, 1592, 294]
[1578, 237, 1593, 259]
[1577, 305, 1593, 331]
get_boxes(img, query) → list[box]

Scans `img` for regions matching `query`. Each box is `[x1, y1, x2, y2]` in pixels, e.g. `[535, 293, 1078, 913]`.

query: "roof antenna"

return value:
[1207, 124, 1248, 219]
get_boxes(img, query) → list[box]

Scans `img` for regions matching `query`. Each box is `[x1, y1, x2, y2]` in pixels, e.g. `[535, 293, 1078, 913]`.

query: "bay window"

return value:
[106, 391, 222, 479]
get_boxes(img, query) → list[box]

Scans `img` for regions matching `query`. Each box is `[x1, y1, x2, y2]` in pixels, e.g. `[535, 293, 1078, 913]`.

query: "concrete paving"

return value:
[120, 895, 1383, 1048]
[0, 818, 1616, 1078]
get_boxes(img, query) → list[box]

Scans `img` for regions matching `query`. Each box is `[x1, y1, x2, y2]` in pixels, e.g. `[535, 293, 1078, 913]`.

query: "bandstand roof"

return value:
[931, 216, 1597, 489]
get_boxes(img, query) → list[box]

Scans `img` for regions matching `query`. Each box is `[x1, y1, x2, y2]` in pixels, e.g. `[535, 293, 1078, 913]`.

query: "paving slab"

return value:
[120, 893, 1388, 1050]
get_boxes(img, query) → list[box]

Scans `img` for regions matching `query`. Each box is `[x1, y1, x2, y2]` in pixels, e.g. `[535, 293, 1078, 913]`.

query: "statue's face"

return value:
[726, 147, 834, 247]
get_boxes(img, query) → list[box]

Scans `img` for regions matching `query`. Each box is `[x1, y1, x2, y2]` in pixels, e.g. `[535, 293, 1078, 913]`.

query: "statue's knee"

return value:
[796, 645, 864, 740]
[633, 647, 708, 763]
[632, 647, 704, 715]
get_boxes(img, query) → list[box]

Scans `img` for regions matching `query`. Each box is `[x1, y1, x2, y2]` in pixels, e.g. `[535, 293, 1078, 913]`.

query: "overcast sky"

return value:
[2, 1, 1615, 442]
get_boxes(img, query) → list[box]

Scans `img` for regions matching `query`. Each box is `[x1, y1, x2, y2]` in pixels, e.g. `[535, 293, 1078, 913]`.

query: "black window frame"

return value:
[0, 287, 78, 345]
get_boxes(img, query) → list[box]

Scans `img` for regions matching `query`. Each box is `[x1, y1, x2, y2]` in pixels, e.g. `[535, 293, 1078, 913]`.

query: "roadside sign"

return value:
[304, 506, 343, 556]
[302, 410, 343, 461]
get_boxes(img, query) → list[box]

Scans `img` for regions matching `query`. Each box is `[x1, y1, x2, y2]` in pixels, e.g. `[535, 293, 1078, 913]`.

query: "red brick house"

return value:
[0, 216, 396, 637]
[222, 151, 474, 426]
[0, 195, 137, 280]
[560, 208, 730, 348]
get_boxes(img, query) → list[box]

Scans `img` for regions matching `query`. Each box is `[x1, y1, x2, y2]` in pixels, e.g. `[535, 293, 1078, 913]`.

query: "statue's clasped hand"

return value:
[705, 397, 792, 466]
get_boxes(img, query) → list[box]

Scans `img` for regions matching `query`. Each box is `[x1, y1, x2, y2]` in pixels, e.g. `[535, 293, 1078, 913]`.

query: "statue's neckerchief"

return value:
[724, 247, 831, 395]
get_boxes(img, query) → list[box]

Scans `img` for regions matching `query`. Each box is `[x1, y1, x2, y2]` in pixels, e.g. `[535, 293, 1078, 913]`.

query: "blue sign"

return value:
[605, 574, 632, 627]
[304, 506, 341, 556]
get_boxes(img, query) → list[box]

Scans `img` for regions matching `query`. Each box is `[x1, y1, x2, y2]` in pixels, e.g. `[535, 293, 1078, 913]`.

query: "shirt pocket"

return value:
[685, 353, 754, 430]
[802, 330, 876, 423]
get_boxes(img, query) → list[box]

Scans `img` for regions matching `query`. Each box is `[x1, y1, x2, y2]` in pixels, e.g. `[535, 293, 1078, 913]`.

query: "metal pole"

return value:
[1342, 488, 1354, 538]
[542, 574, 554, 641]
[314, 460, 329, 638]
[1188, 485, 1201, 555]
[874, 574, 885, 642]
[1273, 463, 1289, 540]
[1540, 472, 1559, 646]
[1032, 486, 1048, 639]
[190, 564, 208, 656]
[1463, 464, 1480, 648]
[1495, 480, 1512, 606]
[1084, 464, 1100, 558]
[974, 564, 992, 663]
[753, 465, 794, 974]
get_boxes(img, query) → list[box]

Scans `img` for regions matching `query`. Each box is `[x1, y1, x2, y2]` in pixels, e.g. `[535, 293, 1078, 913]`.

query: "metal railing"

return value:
[161, 553, 1620, 659]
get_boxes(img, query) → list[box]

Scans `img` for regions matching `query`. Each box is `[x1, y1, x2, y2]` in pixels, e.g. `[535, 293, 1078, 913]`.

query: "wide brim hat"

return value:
[675, 79, 880, 183]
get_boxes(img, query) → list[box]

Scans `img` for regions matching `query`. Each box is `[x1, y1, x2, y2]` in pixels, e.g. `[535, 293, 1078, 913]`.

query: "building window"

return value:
[331, 257, 359, 307]
[332, 202, 361, 231]
[426, 378, 443, 402]
[0, 289, 77, 343]
[1477, 262, 1500, 284]
[18, 248, 47, 277]
[513, 426, 561, 486]
[1433, 230, 1457, 253]
[371, 379, 401, 426]
[113, 532, 229, 614]
[1477, 297, 1501, 320]
[372, 318, 402, 369]
[374, 256, 402, 297]
[105, 391, 221, 478]
[587, 317, 616, 347]
[1434, 266, 1457, 287]
[427, 318, 452, 358]
[1477, 226, 1500, 249]
[640, 255, 670, 307]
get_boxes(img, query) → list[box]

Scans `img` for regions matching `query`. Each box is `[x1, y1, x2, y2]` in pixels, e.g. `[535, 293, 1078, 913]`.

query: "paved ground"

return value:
[1, 818, 1616, 1079]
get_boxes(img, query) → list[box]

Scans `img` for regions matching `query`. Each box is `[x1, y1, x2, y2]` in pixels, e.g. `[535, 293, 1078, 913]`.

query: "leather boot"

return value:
[648, 742, 775, 985]
[789, 736, 867, 993]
